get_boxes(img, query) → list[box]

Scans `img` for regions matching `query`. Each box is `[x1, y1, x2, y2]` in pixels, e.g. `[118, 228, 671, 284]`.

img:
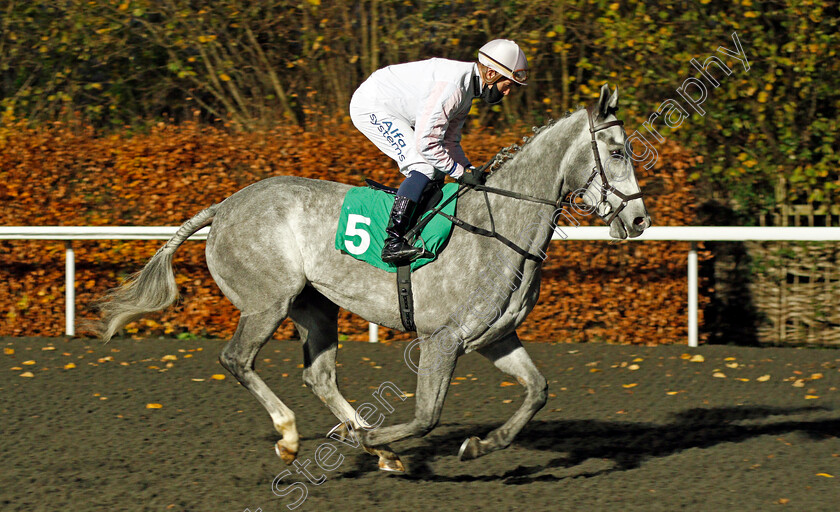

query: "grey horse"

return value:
[95, 84, 650, 473]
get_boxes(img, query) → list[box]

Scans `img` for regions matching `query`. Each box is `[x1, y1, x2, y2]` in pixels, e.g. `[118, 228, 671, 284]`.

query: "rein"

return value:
[404, 104, 643, 262]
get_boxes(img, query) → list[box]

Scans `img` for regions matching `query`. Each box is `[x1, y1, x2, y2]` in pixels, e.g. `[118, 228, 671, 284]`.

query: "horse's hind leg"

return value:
[219, 306, 300, 464]
[291, 287, 405, 472]
[459, 331, 548, 461]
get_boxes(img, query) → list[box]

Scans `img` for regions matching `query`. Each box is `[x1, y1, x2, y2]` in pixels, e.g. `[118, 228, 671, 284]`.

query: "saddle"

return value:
[364, 178, 445, 333]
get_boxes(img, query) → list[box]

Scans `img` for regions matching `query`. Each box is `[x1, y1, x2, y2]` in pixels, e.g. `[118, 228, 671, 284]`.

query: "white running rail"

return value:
[2, 226, 839, 346]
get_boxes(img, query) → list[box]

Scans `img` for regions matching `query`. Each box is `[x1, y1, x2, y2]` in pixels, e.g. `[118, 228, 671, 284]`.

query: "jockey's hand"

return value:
[457, 167, 486, 186]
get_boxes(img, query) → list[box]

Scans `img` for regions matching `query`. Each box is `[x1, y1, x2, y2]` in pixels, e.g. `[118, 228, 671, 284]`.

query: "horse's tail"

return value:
[92, 205, 218, 342]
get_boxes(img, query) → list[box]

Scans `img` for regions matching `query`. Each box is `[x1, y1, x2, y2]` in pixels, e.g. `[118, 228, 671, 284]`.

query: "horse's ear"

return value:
[597, 83, 620, 118]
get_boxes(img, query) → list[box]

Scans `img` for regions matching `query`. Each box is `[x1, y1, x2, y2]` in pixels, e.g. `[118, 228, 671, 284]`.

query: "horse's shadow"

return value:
[338, 405, 837, 483]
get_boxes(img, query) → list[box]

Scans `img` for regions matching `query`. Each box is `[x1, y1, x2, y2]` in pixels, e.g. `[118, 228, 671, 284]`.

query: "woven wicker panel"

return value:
[747, 241, 840, 345]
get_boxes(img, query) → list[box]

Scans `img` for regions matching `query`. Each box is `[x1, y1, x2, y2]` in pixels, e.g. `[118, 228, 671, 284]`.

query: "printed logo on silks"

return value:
[369, 114, 407, 162]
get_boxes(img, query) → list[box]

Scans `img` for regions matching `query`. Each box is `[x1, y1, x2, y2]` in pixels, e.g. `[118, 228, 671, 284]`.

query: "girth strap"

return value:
[396, 265, 416, 332]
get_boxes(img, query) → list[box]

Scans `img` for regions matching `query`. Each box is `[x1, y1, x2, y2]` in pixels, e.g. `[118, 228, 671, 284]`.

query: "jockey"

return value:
[349, 39, 528, 264]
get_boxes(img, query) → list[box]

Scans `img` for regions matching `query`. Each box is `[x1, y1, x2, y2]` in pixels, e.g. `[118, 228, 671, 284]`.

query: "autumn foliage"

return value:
[0, 118, 705, 344]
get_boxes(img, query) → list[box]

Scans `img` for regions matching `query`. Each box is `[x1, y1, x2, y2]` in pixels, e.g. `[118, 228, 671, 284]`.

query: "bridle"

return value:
[580, 104, 644, 225]
[404, 104, 645, 261]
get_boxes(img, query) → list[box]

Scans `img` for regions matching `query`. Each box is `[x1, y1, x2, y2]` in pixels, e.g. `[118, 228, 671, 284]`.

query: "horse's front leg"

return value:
[458, 331, 547, 460]
[362, 337, 458, 449]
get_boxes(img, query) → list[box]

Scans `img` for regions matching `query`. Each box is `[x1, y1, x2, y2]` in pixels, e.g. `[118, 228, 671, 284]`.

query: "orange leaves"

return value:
[1, 121, 703, 343]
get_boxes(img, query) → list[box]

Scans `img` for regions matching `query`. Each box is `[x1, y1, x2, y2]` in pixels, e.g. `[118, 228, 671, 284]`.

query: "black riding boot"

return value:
[381, 195, 424, 264]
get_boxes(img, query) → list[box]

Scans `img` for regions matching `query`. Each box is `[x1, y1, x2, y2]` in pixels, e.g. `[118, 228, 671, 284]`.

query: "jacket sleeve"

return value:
[443, 111, 471, 171]
[413, 83, 471, 178]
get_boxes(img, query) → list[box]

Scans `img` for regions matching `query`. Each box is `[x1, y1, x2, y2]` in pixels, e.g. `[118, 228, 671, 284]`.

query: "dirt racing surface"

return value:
[2, 336, 839, 511]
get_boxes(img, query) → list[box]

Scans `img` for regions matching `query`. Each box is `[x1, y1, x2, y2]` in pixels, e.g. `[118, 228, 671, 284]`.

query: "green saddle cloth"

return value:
[334, 183, 459, 272]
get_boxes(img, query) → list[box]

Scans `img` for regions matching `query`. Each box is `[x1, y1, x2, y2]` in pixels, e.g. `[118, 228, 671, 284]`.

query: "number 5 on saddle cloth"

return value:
[334, 180, 459, 332]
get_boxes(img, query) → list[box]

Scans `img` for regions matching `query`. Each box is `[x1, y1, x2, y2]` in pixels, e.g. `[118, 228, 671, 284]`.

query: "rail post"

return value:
[65, 241, 75, 336]
[687, 242, 698, 348]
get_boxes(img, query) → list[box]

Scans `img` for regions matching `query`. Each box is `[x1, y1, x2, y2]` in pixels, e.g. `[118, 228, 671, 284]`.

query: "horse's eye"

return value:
[610, 149, 623, 157]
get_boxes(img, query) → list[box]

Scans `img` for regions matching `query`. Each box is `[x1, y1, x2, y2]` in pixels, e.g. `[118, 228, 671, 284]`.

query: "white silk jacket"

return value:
[352, 58, 479, 178]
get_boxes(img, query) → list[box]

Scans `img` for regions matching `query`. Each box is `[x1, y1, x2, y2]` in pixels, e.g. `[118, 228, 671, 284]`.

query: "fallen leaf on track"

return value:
[713, 372, 726, 378]
[805, 395, 820, 400]
[500, 381, 517, 387]
[3, 348, 14, 355]
[146, 403, 163, 409]
[623, 383, 638, 388]
[757, 375, 771, 382]
[23, 360, 36, 365]
[628, 364, 640, 371]
[210, 374, 226, 380]
[19, 371, 34, 378]
[690, 355, 705, 363]
[816, 473, 834, 478]
[64, 363, 76, 369]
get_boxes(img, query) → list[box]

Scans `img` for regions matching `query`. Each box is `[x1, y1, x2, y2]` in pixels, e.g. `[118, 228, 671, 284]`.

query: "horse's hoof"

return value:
[458, 436, 483, 461]
[274, 442, 297, 465]
[378, 456, 405, 473]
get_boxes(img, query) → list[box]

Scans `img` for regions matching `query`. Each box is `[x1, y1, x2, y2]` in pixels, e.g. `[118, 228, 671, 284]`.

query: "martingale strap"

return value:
[436, 194, 545, 263]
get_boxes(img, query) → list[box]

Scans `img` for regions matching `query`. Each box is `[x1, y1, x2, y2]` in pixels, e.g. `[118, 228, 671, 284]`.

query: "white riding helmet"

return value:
[477, 39, 529, 85]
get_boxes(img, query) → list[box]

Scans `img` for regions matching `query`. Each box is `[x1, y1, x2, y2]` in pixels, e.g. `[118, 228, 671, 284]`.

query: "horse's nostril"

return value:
[633, 216, 645, 226]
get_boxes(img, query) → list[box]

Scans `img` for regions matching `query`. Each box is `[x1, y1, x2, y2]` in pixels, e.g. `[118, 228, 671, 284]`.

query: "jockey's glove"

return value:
[457, 166, 487, 186]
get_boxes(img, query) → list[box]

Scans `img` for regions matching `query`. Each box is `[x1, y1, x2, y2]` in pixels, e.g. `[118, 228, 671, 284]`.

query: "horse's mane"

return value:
[487, 105, 587, 175]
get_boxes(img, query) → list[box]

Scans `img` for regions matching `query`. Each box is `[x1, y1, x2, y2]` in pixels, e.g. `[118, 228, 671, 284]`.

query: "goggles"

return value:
[479, 51, 529, 84]
[511, 68, 529, 83]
